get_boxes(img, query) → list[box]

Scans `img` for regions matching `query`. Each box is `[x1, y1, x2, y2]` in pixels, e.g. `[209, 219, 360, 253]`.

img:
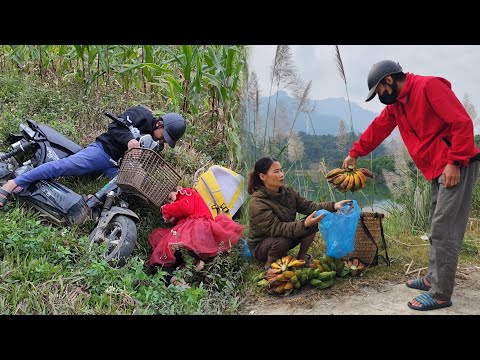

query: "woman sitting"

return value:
[247, 157, 350, 269]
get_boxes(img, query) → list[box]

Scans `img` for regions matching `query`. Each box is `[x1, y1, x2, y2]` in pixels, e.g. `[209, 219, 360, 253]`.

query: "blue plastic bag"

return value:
[315, 200, 361, 258]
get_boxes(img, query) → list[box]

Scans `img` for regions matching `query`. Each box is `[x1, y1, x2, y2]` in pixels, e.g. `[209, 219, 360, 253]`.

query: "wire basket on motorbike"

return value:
[116, 147, 181, 207]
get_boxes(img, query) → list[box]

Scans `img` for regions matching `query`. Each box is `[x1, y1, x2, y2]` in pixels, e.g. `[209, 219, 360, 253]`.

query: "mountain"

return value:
[254, 90, 379, 136]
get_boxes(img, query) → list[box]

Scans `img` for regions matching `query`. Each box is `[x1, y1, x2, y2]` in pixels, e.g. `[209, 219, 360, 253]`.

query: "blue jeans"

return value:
[15, 142, 119, 189]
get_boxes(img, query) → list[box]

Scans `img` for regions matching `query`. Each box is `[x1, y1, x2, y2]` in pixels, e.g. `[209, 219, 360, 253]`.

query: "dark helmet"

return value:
[161, 113, 186, 148]
[365, 60, 403, 102]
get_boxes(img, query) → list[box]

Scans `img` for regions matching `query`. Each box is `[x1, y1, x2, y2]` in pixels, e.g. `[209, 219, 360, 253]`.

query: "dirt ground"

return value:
[240, 266, 480, 315]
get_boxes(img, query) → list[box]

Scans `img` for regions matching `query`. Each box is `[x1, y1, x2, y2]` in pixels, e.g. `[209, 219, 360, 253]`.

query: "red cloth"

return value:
[148, 188, 245, 267]
[349, 73, 479, 181]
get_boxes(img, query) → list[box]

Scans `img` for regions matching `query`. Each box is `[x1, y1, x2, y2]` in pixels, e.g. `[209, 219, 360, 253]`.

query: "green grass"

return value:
[0, 71, 250, 314]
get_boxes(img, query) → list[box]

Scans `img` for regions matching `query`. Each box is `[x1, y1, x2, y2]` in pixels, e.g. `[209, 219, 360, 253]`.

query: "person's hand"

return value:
[304, 211, 326, 228]
[342, 155, 357, 170]
[167, 191, 177, 203]
[334, 199, 352, 210]
[443, 164, 460, 188]
[127, 139, 140, 150]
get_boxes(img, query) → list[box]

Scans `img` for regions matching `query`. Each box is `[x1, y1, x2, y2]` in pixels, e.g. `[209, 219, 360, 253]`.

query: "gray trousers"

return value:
[426, 160, 480, 300]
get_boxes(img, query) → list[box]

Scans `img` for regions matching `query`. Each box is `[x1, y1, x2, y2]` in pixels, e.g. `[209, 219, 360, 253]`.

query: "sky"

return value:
[247, 45, 480, 116]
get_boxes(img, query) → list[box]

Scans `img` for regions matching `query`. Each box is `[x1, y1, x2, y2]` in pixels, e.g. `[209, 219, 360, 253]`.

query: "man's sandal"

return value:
[406, 277, 431, 291]
[407, 293, 452, 311]
[0, 188, 13, 209]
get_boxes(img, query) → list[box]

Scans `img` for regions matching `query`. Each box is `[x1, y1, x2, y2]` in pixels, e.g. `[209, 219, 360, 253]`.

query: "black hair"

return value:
[247, 157, 279, 194]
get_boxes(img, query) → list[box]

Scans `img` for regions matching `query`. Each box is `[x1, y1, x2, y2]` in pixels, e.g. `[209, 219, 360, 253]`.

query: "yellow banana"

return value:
[288, 259, 306, 268]
[325, 168, 344, 179]
[284, 281, 294, 290]
[356, 170, 367, 188]
[283, 271, 295, 279]
[271, 262, 282, 270]
[358, 168, 373, 178]
[346, 172, 356, 191]
[274, 274, 289, 282]
[332, 173, 346, 186]
[284, 255, 293, 266]
[353, 172, 361, 191]
[338, 173, 351, 191]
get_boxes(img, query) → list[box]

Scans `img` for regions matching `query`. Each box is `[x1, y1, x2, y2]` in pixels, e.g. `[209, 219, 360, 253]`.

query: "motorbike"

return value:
[0, 112, 163, 267]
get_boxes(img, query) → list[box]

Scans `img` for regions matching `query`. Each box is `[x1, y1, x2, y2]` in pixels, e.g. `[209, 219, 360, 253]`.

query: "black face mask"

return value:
[378, 82, 398, 105]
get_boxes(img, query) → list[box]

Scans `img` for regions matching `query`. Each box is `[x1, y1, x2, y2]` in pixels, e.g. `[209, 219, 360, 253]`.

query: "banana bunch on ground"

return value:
[325, 166, 373, 193]
[310, 255, 350, 278]
[257, 255, 306, 295]
[252, 255, 365, 294]
[346, 258, 365, 276]
[296, 267, 336, 289]
[271, 255, 306, 272]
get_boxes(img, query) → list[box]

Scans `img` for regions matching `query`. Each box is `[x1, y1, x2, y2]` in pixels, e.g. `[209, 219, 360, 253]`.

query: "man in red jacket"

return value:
[343, 60, 480, 311]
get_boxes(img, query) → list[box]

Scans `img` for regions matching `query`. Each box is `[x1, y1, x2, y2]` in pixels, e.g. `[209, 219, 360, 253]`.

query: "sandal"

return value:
[407, 293, 452, 311]
[0, 187, 13, 209]
[406, 276, 431, 291]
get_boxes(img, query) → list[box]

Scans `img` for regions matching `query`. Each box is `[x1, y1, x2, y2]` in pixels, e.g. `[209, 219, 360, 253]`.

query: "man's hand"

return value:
[304, 211, 326, 228]
[127, 139, 140, 150]
[334, 199, 352, 211]
[343, 155, 357, 170]
[443, 164, 460, 188]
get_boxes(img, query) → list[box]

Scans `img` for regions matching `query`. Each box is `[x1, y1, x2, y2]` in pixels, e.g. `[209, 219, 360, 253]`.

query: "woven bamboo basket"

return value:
[116, 148, 181, 207]
[343, 212, 385, 265]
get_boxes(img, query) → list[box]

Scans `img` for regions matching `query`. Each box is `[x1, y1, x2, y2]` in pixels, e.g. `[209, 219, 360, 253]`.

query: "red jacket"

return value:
[349, 73, 479, 180]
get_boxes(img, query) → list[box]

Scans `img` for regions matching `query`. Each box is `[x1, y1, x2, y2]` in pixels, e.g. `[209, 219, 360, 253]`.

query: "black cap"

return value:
[161, 113, 186, 148]
[366, 60, 403, 102]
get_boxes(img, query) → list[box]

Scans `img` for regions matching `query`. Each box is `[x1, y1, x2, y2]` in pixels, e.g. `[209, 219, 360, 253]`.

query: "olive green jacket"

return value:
[247, 185, 335, 248]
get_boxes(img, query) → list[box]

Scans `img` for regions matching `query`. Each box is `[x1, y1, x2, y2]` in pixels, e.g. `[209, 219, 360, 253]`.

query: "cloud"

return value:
[248, 45, 480, 116]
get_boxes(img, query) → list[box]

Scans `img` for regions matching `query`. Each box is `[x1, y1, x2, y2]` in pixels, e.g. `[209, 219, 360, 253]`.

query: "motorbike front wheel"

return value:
[89, 215, 138, 268]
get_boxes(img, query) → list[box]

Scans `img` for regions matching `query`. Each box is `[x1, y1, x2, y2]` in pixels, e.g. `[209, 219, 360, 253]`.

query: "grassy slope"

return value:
[0, 73, 249, 315]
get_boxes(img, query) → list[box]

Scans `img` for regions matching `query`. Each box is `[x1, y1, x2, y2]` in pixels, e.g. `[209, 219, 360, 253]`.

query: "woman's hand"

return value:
[304, 211, 326, 228]
[334, 199, 352, 211]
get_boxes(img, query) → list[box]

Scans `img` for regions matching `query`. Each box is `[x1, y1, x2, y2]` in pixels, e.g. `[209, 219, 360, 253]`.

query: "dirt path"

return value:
[240, 266, 480, 315]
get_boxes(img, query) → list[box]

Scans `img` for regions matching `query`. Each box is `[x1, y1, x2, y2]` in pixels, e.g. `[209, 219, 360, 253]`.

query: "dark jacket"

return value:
[247, 185, 335, 248]
[96, 106, 158, 162]
[349, 73, 480, 181]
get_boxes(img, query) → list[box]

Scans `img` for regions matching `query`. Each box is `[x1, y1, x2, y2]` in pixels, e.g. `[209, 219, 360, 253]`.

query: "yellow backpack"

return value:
[194, 165, 246, 218]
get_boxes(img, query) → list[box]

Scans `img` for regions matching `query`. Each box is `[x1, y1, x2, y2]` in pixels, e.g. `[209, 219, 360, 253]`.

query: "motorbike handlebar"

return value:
[0, 139, 34, 162]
